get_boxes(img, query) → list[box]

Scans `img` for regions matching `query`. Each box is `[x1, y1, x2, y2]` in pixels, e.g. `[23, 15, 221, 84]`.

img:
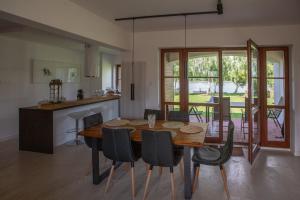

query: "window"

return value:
[116, 65, 121, 91]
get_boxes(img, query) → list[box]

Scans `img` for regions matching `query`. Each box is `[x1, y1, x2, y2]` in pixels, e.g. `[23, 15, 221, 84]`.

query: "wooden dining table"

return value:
[80, 119, 208, 200]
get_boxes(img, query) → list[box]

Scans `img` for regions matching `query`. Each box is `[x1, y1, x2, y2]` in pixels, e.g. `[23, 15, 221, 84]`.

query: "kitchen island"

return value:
[19, 95, 120, 154]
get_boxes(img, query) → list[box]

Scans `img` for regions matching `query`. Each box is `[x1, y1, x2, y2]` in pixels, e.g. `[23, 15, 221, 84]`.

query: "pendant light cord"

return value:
[131, 19, 135, 83]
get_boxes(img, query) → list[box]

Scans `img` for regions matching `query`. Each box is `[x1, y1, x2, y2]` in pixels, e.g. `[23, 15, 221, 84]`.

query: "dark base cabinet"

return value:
[19, 96, 120, 154]
[19, 108, 54, 154]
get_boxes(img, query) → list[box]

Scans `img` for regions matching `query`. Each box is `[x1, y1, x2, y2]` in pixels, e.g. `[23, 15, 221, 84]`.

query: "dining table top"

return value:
[79, 119, 208, 148]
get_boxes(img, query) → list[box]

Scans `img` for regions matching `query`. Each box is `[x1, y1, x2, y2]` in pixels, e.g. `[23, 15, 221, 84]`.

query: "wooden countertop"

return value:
[21, 95, 120, 111]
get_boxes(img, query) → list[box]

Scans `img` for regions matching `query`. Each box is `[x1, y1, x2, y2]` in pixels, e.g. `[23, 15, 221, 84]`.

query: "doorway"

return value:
[160, 45, 290, 151]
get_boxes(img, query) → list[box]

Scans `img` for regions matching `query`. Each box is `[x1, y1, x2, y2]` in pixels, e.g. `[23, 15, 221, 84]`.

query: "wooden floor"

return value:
[1, 139, 300, 200]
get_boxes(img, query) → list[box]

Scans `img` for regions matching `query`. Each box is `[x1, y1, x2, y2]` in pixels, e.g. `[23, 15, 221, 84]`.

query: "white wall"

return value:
[0, 35, 118, 141]
[0, 0, 130, 50]
[123, 24, 300, 155]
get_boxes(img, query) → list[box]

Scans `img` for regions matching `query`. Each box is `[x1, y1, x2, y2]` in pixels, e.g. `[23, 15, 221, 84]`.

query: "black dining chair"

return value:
[192, 120, 234, 199]
[83, 113, 103, 150]
[141, 130, 183, 200]
[102, 127, 141, 199]
[168, 111, 189, 122]
[144, 109, 162, 120]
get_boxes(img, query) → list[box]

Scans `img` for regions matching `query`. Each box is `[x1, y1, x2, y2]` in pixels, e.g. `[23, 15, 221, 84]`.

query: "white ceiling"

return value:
[71, 0, 300, 32]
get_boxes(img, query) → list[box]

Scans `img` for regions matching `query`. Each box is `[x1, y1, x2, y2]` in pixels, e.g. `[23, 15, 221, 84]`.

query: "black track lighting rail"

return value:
[115, 0, 223, 21]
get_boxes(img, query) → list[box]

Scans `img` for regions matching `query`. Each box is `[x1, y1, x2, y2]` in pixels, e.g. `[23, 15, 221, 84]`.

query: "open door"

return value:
[247, 39, 261, 164]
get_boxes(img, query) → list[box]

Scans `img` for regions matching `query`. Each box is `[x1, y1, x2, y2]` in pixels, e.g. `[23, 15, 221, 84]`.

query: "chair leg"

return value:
[145, 163, 150, 171]
[192, 166, 200, 193]
[179, 159, 184, 180]
[170, 167, 175, 200]
[220, 164, 230, 199]
[143, 166, 153, 200]
[105, 162, 115, 193]
[131, 162, 136, 198]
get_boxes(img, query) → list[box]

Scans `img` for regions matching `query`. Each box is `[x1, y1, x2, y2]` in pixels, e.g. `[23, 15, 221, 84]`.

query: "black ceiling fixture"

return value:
[115, 0, 223, 21]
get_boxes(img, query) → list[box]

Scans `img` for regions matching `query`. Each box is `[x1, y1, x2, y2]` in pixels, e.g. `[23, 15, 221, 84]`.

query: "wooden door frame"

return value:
[247, 39, 261, 163]
[259, 47, 290, 148]
[160, 46, 290, 149]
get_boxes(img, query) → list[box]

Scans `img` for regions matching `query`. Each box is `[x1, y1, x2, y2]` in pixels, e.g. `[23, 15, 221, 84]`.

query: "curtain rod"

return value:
[115, 0, 223, 21]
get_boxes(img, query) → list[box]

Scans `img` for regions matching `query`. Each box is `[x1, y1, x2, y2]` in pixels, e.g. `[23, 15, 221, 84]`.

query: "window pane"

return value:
[251, 78, 259, 99]
[267, 108, 285, 142]
[267, 51, 285, 78]
[267, 79, 285, 105]
[252, 110, 260, 146]
[164, 78, 180, 102]
[166, 104, 180, 112]
[164, 52, 180, 77]
[188, 52, 219, 77]
[222, 50, 248, 143]
[188, 78, 219, 103]
[251, 46, 258, 77]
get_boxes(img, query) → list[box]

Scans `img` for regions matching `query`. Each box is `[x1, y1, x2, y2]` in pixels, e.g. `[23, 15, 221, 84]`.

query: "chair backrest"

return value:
[144, 109, 162, 120]
[102, 127, 136, 162]
[274, 96, 284, 116]
[83, 113, 103, 129]
[219, 120, 235, 164]
[213, 97, 231, 121]
[83, 113, 103, 149]
[168, 111, 189, 122]
[141, 130, 174, 167]
[277, 96, 284, 106]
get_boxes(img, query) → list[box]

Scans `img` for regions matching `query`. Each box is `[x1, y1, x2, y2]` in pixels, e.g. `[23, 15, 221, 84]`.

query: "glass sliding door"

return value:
[187, 50, 222, 142]
[247, 40, 261, 164]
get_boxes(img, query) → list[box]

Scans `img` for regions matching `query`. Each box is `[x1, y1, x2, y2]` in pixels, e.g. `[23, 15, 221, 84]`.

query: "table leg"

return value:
[184, 146, 193, 200]
[91, 138, 122, 185]
[206, 106, 209, 123]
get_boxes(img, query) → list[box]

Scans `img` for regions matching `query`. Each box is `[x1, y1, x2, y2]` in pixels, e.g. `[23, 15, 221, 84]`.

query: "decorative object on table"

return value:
[104, 119, 130, 127]
[162, 121, 185, 129]
[180, 124, 204, 134]
[106, 89, 115, 96]
[49, 79, 63, 103]
[144, 109, 162, 120]
[147, 114, 156, 128]
[77, 89, 84, 100]
[128, 119, 148, 126]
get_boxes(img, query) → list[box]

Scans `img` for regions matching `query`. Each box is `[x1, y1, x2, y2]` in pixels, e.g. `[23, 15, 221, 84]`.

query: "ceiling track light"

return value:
[115, 0, 223, 21]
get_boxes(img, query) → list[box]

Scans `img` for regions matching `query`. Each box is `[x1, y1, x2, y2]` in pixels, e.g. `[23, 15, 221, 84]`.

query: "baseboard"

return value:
[293, 151, 300, 156]
[0, 134, 18, 142]
[261, 147, 291, 151]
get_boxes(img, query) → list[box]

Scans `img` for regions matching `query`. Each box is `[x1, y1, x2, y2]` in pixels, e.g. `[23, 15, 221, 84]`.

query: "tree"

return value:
[223, 56, 247, 93]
